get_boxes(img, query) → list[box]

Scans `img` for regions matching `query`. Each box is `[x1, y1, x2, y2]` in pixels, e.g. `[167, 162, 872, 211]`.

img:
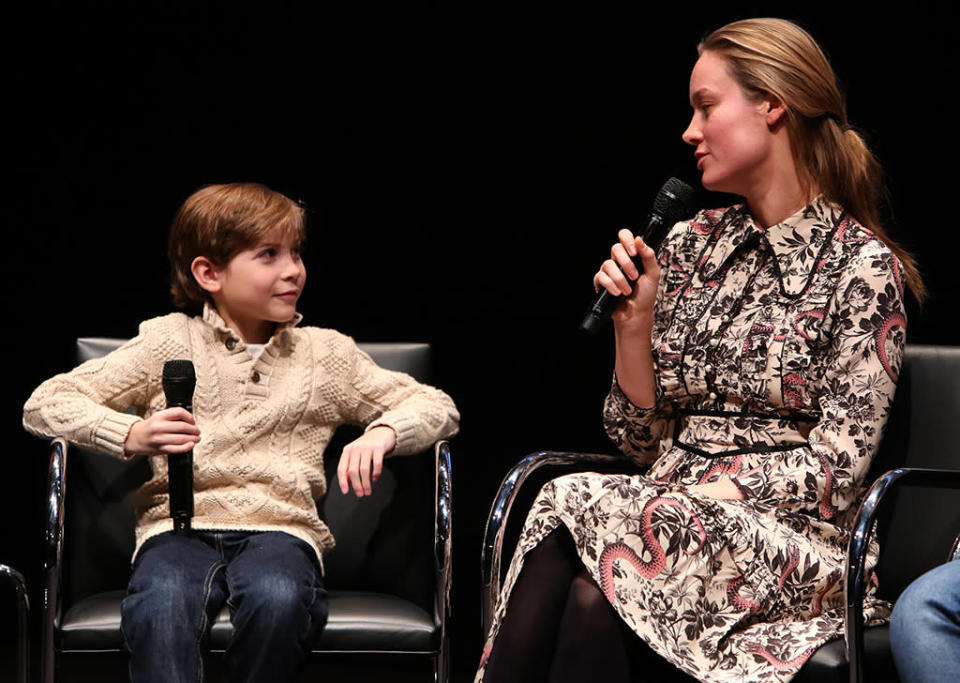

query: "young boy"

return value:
[23, 183, 460, 683]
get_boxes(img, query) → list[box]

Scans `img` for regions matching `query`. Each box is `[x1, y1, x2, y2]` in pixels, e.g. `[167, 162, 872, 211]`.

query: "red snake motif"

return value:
[811, 570, 841, 617]
[743, 641, 816, 671]
[782, 373, 807, 409]
[698, 455, 743, 485]
[778, 544, 800, 589]
[726, 573, 760, 613]
[478, 643, 493, 669]
[875, 312, 906, 383]
[599, 497, 707, 602]
[816, 453, 838, 520]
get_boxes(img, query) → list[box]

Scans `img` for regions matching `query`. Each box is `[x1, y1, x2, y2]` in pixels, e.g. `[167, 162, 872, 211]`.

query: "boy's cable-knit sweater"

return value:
[23, 305, 460, 562]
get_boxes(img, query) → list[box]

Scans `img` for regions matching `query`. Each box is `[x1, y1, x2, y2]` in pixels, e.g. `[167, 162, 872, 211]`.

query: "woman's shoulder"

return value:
[828, 212, 903, 282]
[659, 203, 744, 259]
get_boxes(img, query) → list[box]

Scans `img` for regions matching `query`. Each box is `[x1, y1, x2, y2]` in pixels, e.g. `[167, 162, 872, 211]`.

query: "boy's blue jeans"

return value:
[890, 560, 960, 683]
[121, 530, 328, 683]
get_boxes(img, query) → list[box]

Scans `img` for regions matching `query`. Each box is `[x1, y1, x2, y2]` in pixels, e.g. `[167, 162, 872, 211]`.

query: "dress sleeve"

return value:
[337, 338, 460, 456]
[730, 243, 906, 519]
[603, 376, 673, 467]
[22, 324, 159, 459]
[601, 218, 692, 467]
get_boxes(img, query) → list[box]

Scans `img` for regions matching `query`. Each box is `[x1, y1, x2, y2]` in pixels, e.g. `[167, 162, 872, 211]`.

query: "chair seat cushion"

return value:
[60, 589, 439, 654]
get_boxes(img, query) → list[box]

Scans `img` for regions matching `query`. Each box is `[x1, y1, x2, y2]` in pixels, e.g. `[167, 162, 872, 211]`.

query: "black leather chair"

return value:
[1, 562, 30, 683]
[481, 344, 960, 683]
[39, 338, 452, 683]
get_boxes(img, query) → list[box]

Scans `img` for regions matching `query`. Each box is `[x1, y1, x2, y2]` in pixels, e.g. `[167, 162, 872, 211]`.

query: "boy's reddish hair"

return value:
[168, 183, 306, 309]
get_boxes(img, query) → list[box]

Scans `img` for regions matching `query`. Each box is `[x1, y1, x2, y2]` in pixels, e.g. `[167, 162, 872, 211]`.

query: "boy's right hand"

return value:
[124, 408, 201, 457]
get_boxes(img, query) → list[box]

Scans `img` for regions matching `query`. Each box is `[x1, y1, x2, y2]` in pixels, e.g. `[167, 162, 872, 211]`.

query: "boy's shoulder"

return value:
[294, 325, 360, 359]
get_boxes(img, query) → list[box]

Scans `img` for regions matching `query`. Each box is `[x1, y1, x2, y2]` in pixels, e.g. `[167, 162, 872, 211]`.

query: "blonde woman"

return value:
[478, 18, 921, 683]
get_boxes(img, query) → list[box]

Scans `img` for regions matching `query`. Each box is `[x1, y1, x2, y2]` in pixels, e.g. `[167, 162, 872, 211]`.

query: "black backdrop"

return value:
[5, 2, 957, 680]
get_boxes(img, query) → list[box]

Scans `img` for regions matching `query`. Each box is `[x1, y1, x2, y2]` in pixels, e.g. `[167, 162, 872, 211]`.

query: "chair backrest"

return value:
[868, 344, 960, 601]
[64, 338, 436, 614]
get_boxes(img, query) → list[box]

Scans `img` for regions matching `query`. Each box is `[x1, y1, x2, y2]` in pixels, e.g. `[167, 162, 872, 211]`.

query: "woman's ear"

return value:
[763, 93, 787, 128]
[191, 256, 222, 294]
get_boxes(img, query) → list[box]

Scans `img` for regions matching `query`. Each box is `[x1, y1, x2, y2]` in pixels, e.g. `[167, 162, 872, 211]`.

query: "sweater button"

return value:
[708, 337, 719, 347]
[708, 392, 718, 401]
[225, 338, 237, 350]
[251, 371, 261, 383]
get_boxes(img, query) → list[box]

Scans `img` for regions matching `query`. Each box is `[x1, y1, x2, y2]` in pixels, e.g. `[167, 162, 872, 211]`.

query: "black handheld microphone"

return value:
[580, 177, 694, 334]
[162, 360, 196, 534]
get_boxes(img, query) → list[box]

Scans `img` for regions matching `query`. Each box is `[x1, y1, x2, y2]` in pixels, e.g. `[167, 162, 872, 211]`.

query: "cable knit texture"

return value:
[23, 305, 460, 562]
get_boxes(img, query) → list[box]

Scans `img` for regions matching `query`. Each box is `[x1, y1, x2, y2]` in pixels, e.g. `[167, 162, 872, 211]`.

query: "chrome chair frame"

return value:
[0, 562, 30, 683]
[43, 437, 453, 683]
[843, 467, 960, 683]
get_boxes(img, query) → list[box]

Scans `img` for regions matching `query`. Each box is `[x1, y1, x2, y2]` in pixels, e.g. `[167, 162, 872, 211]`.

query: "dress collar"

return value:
[702, 196, 845, 297]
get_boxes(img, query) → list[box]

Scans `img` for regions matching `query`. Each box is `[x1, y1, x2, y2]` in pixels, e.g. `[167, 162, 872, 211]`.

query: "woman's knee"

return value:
[566, 572, 616, 631]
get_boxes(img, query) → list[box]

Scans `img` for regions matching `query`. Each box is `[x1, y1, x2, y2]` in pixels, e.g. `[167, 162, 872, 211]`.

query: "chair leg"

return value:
[435, 637, 449, 683]
[0, 564, 30, 683]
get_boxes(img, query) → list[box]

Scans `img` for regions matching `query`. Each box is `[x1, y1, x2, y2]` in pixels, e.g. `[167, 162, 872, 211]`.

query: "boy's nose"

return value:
[282, 258, 304, 282]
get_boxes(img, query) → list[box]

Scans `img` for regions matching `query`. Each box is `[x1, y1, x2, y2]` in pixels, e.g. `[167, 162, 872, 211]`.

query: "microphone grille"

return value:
[162, 359, 196, 382]
[653, 177, 694, 221]
[162, 359, 196, 406]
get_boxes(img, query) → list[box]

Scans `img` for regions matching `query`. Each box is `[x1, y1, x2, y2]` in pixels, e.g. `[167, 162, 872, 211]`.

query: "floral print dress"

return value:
[477, 197, 906, 682]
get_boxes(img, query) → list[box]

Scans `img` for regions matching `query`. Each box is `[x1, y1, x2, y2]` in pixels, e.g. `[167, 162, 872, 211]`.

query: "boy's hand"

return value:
[124, 408, 201, 457]
[338, 426, 397, 497]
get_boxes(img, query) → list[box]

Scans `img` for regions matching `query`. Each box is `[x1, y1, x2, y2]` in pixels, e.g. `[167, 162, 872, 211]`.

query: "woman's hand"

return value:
[592, 229, 661, 330]
[124, 408, 201, 457]
[337, 426, 397, 497]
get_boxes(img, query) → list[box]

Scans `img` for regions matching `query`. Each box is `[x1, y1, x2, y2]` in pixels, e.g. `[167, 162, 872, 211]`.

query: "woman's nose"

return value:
[682, 115, 701, 146]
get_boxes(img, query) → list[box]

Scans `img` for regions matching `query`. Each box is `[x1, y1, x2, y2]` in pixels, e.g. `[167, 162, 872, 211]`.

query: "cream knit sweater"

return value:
[23, 305, 460, 561]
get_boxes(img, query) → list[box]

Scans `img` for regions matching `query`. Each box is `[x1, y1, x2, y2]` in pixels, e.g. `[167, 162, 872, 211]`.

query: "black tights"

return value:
[482, 527, 633, 683]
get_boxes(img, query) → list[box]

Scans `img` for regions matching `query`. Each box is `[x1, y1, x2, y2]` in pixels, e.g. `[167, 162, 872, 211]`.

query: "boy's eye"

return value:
[258, 248, 278, 259]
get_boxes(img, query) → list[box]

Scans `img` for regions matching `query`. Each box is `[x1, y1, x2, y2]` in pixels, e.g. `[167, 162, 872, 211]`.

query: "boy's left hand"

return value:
[338, 426, 397, 497]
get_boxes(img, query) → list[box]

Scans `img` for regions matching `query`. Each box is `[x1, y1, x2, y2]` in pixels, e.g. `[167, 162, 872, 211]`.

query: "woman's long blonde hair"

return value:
[700, 18, 925, 304]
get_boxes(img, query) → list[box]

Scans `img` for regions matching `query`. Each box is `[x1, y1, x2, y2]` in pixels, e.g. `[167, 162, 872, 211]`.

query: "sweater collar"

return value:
[703, 196, 844, 297]
[201, 303, 303, 344]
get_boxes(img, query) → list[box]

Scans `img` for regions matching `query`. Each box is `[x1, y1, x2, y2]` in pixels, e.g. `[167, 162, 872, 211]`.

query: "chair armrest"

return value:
[845, 467, 960, 683]
[41, 437, 68, 683]
[433, 440, 453, 683]
[434, 440, 452, 620]
[480, 451, 638, 635]
[0, 563, 30, 683]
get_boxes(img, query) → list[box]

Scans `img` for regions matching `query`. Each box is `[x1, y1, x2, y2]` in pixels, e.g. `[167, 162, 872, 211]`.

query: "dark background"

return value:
[5, 1, 957, 680]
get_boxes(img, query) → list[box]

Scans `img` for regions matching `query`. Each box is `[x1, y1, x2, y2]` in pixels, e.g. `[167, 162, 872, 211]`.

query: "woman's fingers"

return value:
[611, 242, 639, 280]
[635, 237, 659, 274]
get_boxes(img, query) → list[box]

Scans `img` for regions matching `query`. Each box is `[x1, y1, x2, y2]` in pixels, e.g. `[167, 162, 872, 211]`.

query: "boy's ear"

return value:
[191, 256, 222, 294]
